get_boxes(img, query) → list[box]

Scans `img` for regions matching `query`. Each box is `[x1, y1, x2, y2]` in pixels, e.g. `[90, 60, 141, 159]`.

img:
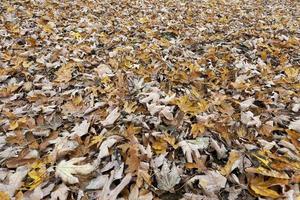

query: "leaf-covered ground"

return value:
[0, 0, 300, 199]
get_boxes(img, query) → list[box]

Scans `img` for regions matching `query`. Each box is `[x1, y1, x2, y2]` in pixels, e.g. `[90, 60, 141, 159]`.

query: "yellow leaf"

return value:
[173, 96, 208, 115]
[162, 134, 177, 148]
[72, 95, 82, 106]
[159, 38, 171, 47]
[251, 151, 272, 168]
[55, 63, 73, 83]
[123, 101, 137, 114]
[25, 161, 47, 190]
[152, 139, 168, 154]
[138, 17, 148, 24]
[191, 123, 206, 138]
[70, 31, 82, 40]
[261, 50, 267, 61]
[27, 170, 44, 190]
[249, 176, 283, 198]
[9, 120, 19, 130]
[220, 151, 241, 176]
[42, 23, 53, 33]
[0, 191, 10, 200]
[31, 161, 44, 169]
[246, 166, 289, 179]
[89, 135, 104, 147]
[284, 67, 299, 79]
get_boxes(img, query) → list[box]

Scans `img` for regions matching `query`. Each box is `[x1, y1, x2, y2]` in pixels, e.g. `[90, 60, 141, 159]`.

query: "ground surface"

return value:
[0, 0, 300, 199]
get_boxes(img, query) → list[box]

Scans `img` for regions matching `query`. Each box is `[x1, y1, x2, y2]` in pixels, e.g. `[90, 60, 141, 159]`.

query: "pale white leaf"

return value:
[289, 119, 300, 132]
[241, 111, 261, 127]
[146, 103, 164, 115]
[86, 175, 109, 190]
[28, 186, 43, 200]
[178, 138, 209, 163]
[128, 184, 139, 200]
[139, 192, 154, 200]
[188, 171, 226, 196]
[94, 64, 114, 78]
[55, 157, 95, 184]
[101, 107, 120, 126]
[155, 161, 181, 191]
[97, 137, 119, 160]
[160, 106, 174, 120]
[240, 97, 255, 110]
[50, 183, 69, 200]
[0, 166, 28, 197]
[98, 171, 132, 200]
[70, 120, 90, 138]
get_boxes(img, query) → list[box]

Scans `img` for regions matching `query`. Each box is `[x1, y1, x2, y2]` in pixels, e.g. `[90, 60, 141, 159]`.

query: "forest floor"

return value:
[0, 0, 300, 199]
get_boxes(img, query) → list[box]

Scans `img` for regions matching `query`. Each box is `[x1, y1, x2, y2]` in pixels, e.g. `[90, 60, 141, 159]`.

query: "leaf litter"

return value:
[0, 0, 300, 199]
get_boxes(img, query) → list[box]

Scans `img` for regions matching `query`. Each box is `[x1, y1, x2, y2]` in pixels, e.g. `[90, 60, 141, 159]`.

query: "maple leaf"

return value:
[55, 157, 95, 184]
[155, 161, 181, 192]
[173, 96, 208, 115]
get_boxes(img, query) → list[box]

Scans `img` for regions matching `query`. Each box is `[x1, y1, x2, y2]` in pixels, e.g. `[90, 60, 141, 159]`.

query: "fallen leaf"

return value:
[155, 161, 181, 192]
[55, 157, 95, 184]
[188, 171, 226, 196]
[54, 63, 73, 83]
[70, 120, 90, 138]
[249, 176, 287, 198]
[220, 150, 241, 176]
[246, 166, 289, 179]
[0, 191, 9, 200]
[50, 184, 69, 200]
[101, 107, 120, 126]
[289, 119, 300, 133]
